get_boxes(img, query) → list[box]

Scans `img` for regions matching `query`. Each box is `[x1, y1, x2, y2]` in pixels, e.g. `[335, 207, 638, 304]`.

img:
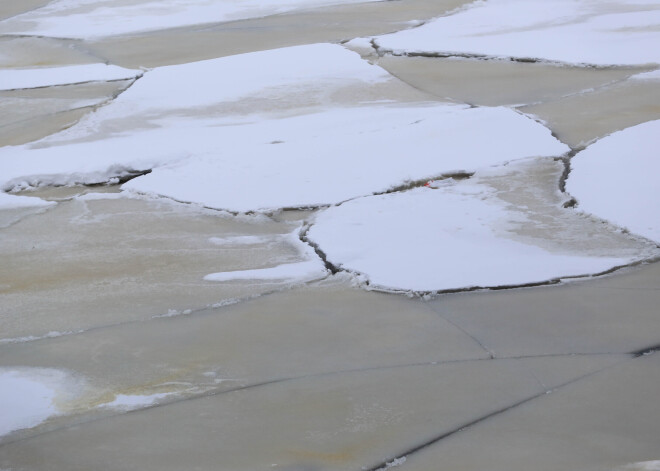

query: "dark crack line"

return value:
[299, 222, 341, 274]
[362, 352, 652, 471]
[0, 352, 632, 447]
[0, 75, 143, 93]
[430, 309, 495, 359]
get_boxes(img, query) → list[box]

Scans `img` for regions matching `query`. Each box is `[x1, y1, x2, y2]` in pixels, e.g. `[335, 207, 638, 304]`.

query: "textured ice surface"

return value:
[0, 0, 384, 38]
[566, 120, 660, 242]
[0, 64, 141, 90]
[374, 0, 660, 66]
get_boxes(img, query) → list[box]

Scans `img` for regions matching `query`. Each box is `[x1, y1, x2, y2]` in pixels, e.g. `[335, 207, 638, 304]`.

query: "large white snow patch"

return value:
[374, 0, 660, 66]
[0, 368, 79, 438]
[566, 120, 660, 243]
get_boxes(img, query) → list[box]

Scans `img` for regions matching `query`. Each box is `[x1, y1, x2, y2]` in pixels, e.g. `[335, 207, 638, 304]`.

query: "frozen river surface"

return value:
[1, 0, 659, 470]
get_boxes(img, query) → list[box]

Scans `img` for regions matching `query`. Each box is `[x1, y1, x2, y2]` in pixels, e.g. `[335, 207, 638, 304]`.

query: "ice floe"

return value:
[0, 64, 142, 91]
[124, 104, 568, 211]
[0, 44, 567, 212]
[0, 0, 384, 39]
[566, 120, 660, 243]
[374, 0, 660, 66]
[0, 367, 78, 437]
[306, 159, 651, 292]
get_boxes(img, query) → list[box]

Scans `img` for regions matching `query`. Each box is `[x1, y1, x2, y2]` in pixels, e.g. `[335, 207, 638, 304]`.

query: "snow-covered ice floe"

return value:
[566, 120, 660, 243]
[0, 368, 80, 438]
[0, 0, 384, 39]
[0, 64, 142, 91]
[0, 44, 568, 212]
[374, 0, 660, 66]
[124, 104, 567, 211]
[306, 160, 652, 293]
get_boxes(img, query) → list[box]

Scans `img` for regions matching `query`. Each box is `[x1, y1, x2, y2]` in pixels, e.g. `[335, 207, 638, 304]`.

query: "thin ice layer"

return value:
[566, 120, 660, 243]
[0, 0, 384, 39]
[374, 0, 660, 66]
[0, 64, 141, 91]
[306, 161, 649, 292]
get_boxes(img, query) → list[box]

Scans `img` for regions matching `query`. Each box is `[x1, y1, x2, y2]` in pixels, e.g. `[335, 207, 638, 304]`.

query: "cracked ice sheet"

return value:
[0, 44, 568, 211]
[374, 0, 660, 66]
[0, 64, 142, 91]
[307, 159, 656, 292]
[0, 0, 385, 39]
[0, 44, 392, 194]
[566, 120, 660, 243]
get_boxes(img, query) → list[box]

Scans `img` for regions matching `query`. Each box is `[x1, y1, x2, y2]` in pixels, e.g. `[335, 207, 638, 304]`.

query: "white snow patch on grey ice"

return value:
[100, 392, 173, 410]
[0, 0, 384, 39]
[307, 166, 633, 292]
[0, 368, 78, 437]
[566, 120, 660, 243]
[0, 64, 141, 91]
[204, 260, 327, 282]
[374, 0, 660, 66]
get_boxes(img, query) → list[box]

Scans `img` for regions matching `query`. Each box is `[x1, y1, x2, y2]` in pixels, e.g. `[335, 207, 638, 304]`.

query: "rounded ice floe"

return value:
[306, 162, 650, 293]
[0, 64, 142, 91]
[566, 120, 660, 243]
[0, 0, 384, 39]
[374, 0, 660, 66]
[0, 367, 79, 438]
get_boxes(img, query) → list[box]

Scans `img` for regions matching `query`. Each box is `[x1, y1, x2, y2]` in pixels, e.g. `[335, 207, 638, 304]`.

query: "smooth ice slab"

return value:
[124, 104, 568, 211]
[306, 159, 655, 292]
[0, 64, 141, 91]
[374, 0, 660, 66]
[0, 0, 384, 39]
[566, 120, 660, 243]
